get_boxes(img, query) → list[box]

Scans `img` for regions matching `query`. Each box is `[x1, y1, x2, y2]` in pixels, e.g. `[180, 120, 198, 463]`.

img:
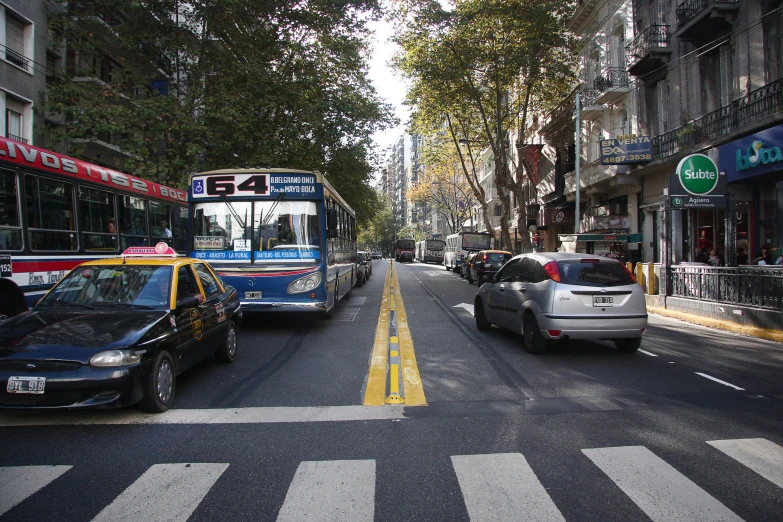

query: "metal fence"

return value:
[669, 266, 783, 310]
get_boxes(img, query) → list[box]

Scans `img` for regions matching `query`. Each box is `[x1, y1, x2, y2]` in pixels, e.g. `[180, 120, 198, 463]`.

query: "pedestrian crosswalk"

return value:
[1, 438, 781, 521]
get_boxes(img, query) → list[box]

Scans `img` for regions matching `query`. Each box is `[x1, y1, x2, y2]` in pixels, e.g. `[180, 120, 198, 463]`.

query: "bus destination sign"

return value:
[191, 173, 319, 199]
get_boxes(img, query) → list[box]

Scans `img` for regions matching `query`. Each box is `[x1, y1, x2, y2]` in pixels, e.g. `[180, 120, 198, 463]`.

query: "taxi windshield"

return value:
[40, 265, 173, 309]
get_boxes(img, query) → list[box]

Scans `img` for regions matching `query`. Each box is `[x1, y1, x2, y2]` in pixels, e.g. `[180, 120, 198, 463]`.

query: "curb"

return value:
[648, 306, 783, 343]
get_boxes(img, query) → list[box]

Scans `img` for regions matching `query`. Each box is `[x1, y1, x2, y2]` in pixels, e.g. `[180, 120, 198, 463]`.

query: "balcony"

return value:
[567, 0, 600, 31]
[580, 89, 603, 120]
[626, 25, 672, 77]
[6, 134, 28, 144]
[674, 0, 739, 45]
[652, 77, 783, 159]
[542, 90, 577, 137]
[593, 67, 630, 105]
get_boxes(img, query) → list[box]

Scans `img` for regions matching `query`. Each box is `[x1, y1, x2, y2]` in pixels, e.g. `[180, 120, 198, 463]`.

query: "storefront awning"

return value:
[558, 233, 644, 242]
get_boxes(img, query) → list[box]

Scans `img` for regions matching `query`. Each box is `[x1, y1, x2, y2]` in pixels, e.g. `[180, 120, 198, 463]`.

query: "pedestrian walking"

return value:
[708, 248, 722, 267]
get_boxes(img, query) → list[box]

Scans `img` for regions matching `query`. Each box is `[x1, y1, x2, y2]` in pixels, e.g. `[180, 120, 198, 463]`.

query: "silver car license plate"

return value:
[245, 291, 262, 299]
[593, 296, 613, 307]
[7, 376, 46, 394]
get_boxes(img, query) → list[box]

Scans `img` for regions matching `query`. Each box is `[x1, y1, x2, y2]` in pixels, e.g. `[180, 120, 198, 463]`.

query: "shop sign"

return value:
[600, 135, 653, 165]
[719, 123, 783, 181]
[669, 154, 726, 208]
[545, 207, 573, 225]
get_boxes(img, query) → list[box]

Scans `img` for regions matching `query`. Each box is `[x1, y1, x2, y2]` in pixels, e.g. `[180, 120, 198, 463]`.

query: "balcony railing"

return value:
[676, 0, 738, 30]
[5, 48, 29, 70]
[593, 67, 629, 92]
[626, 25, 671, 62]
[652, 76, 783, 159]
[670, 266, 783, 311]
[6, 134, 27, 144]
[580, 89, 601, 106]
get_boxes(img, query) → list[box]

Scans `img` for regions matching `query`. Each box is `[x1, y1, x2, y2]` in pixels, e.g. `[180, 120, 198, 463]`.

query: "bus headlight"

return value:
[287, 272, 322, 294]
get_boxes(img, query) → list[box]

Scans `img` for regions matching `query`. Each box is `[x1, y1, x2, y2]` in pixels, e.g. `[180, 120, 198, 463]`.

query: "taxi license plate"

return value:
[245, 291, 262, 299]
[593, 296, 613, 307]
[7, 376, 46, 394]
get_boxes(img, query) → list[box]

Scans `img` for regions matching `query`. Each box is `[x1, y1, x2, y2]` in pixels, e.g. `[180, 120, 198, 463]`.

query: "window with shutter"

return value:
[657, 80, 669, 134]
[719, 45, 734, 107]
[5, 14, 27, 68]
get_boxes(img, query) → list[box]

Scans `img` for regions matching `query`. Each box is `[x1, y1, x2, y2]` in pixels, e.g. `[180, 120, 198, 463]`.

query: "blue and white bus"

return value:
[188, 168, 356, 316]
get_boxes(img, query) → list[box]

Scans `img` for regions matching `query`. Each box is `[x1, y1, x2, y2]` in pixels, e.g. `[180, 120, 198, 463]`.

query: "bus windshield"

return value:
[397, 239, 415, 250]
[427, 240, 445, 250]
[192, 200, 321, 261]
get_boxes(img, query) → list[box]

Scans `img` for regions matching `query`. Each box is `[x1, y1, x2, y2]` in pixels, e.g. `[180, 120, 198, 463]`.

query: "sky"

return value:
[367, 16, 410, 169]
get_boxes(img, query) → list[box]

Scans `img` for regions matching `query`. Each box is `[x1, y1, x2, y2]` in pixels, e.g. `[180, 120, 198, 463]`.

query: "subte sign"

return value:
[668, 154, 726, 208]
[0, 255, 11, 278]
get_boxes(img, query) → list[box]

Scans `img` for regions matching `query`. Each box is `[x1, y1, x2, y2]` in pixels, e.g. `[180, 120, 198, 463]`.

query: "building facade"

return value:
[540, 0, 782, 264]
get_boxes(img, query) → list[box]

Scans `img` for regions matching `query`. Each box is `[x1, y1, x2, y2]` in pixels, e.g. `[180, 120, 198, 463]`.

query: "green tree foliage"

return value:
[391, 0, 577, 250]
[358, 197, 395, 253]
[45, 0, 395, 226]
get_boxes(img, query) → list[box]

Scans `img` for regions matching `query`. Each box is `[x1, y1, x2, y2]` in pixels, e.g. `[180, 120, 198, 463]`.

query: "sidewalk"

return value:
[648, 306, 783, 343]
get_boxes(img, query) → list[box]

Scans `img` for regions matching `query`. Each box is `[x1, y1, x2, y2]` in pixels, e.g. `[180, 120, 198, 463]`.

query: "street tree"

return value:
[45, 0, 395, 226]
[397, 224, 426, 242]
[407, 140, 477, 234]
[391, 0, 576, 250]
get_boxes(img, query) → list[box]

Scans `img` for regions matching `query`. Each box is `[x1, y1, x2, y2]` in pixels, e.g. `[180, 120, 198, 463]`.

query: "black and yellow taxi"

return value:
[0, 244, 242, 413]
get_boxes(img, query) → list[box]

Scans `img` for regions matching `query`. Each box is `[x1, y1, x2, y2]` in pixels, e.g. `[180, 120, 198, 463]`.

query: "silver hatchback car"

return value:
[474, 253, 647, 354]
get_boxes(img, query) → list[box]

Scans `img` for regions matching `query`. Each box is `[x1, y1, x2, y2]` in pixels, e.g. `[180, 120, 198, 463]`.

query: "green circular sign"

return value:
[676, 154, 719, 195]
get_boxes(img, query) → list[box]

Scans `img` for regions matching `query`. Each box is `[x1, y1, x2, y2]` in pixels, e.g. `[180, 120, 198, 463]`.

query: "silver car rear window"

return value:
[558, 261, 634, 287]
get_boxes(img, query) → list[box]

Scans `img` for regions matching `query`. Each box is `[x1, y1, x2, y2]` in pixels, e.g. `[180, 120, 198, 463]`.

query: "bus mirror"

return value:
[327, 209, 338, 230]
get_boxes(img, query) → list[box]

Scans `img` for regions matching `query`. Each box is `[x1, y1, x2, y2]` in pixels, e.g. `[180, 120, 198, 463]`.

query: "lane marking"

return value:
[277, 460, 375, 522]
[695, 372, 745, 390]
[638, 349, 658, 357]
[707, 438, 783, 489]
[391, 263, 427, 406]
[452, 453, 565, 522]
[582, 446, 743, 522]
[0, 405, 406, 427]
[453, 303, 475, 315]
[362, 266, 391, 406]
[92, 463, 228, 522]
[0, 465, 72, 516]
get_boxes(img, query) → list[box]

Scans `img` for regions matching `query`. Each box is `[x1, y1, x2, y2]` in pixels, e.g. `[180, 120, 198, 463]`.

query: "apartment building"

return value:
[0, 1, 48, 145]
[542, 0, 783, 264]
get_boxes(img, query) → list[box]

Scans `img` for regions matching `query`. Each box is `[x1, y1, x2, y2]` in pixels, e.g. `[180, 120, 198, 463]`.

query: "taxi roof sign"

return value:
[121, 242, 179, 257]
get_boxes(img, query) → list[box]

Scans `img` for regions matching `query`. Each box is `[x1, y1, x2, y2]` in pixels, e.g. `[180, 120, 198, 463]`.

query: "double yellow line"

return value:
[363, 262, 427, 406]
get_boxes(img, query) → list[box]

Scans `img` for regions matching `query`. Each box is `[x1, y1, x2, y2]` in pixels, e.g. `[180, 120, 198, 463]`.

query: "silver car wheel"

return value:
[227, 323, 237, 357]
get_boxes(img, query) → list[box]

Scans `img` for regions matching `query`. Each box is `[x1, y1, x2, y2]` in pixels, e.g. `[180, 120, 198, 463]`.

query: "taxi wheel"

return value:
[139, 351, 175, 413]
[523, 314, 549, 354]
[215, 321, 238, 363]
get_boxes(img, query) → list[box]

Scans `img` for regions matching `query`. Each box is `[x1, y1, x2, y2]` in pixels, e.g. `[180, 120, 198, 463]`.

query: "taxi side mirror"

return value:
[176, 296, 201, 311]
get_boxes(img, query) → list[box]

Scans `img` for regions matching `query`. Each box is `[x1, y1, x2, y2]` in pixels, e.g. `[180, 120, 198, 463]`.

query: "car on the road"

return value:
[467, 250, 512, 285]
[474, 253, 647, 354]
[398, 250, 413, 263]
[461, 251, 480, 278]
[371, 252, 381, 260]
[361, 251, 372, 278]
[355, 252, 370, 286]
[0, 244, 242, 412]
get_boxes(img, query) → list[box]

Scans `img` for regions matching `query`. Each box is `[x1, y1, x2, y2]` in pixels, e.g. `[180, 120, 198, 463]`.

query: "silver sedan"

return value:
[474, 253, 648, 354]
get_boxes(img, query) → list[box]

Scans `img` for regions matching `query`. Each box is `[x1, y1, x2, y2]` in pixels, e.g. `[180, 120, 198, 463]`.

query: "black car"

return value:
[399, 251, 413, 263]
[0, 255, 242, 412]
[468, 250, 513, 285]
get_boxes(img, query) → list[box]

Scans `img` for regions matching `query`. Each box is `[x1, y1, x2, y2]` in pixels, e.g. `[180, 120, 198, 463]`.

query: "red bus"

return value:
[0, 136, 188, 317]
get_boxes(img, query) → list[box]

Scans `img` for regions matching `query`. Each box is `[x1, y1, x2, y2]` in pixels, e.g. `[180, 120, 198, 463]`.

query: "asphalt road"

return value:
[2, 260, 782, 521]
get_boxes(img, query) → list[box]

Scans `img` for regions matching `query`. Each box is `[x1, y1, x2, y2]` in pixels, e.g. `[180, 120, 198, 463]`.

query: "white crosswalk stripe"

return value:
[452, 453, 565, 522]
[707, 438, 783, 489]
[5, 440, 783, 521]
[582, 445, 743, 522]
[92, 463, 229, 522]
[0, 465, 71, 516]
[276, 459, 375, 522]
